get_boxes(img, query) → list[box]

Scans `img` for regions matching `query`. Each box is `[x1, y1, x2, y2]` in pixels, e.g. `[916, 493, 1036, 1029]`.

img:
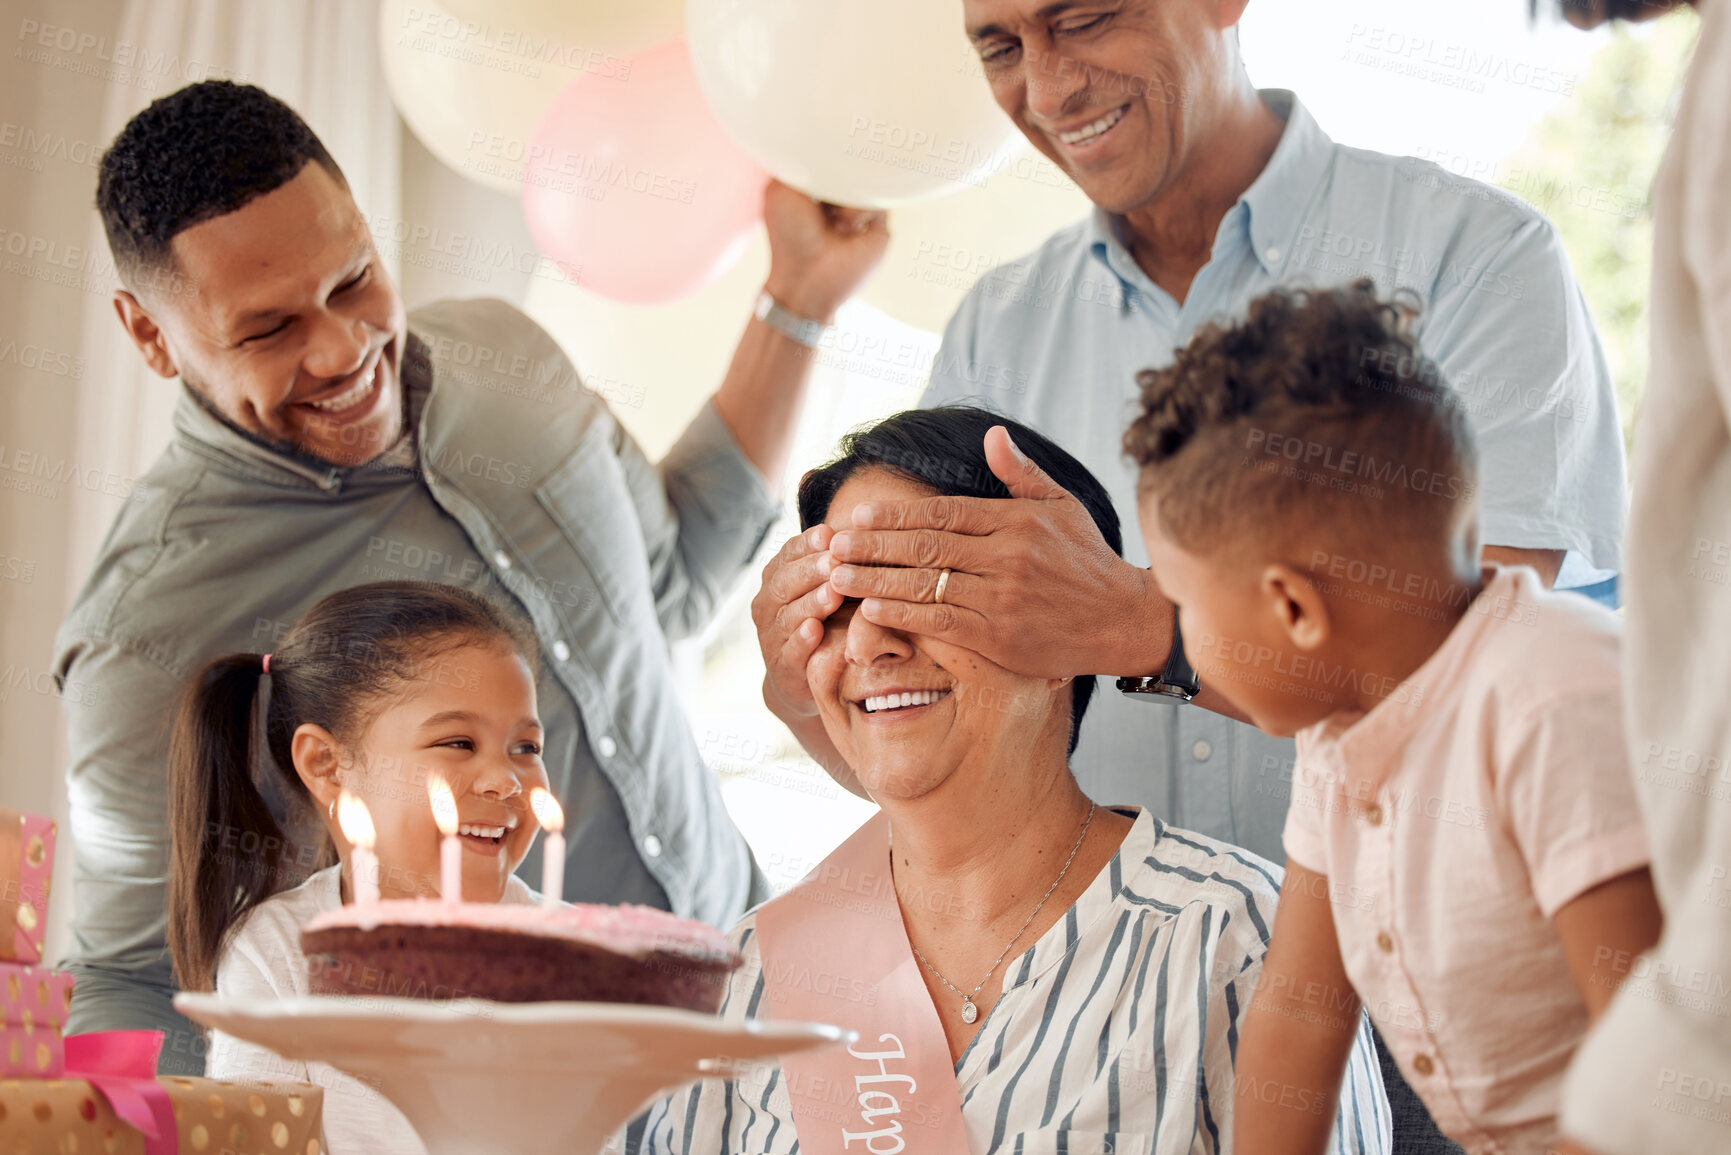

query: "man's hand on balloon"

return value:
[761, 180, 888, 324]
[828, 426, 1175, 681]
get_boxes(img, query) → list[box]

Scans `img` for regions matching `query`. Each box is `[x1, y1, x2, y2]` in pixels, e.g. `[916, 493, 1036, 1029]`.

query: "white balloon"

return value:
[379, 0, 635, 192]
[522, 234, 770, 461]
[436, 0, 685, 58]
[863, 146, 1094, 333]
[687, 0, 1021, 208]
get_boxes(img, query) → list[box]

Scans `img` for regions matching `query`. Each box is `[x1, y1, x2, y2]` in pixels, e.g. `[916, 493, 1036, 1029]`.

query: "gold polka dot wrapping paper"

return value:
[0, 810, 56, 965]
[0, 1075, 327, 1154]
[0, 963, 74, 1077]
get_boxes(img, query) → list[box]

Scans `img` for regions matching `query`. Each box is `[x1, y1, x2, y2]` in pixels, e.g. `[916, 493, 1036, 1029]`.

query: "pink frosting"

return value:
[302, 899, 739, 964]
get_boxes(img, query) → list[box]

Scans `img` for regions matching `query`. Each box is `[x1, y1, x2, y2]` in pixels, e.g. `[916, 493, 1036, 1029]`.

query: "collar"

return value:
[951, 806, 1157, 1077]
[1306, 566, 1531, 785]
[170, 332, 432, 494]
[1086, 89, 1337, 285]
[1003, 807, 1160, 993]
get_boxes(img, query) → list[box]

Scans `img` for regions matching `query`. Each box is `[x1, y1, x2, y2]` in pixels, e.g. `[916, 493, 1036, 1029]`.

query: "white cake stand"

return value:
[175, 993, 852, 1155]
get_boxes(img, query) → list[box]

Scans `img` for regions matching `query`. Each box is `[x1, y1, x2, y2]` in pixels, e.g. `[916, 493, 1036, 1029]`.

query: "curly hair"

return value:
[97, 80, 345, 291]
[1123, 278, 1478, 560]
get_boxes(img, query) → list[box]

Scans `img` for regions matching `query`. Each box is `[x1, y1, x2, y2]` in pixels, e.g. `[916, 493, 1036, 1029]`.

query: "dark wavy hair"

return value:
[797, 405, 1121, 756]
[97, 80, 345, 291]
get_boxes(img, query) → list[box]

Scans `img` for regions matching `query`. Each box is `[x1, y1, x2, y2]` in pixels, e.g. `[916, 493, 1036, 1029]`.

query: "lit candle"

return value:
[428, 773, 463, 904]
[530, 787, 566, 907]
[336, 790, 379, 906]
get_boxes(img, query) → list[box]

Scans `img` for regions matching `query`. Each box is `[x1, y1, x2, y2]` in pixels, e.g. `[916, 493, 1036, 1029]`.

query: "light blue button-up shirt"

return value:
[922, 91, 1627, 862]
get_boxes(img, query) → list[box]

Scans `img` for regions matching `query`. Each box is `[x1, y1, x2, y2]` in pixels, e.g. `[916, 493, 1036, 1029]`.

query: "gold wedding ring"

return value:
[934, 568, 952, 605]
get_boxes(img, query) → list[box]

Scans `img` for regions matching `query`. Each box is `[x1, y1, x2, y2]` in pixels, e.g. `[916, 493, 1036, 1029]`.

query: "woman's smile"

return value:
[804, 465, 1078, 804]
[852, 686, 954, 719]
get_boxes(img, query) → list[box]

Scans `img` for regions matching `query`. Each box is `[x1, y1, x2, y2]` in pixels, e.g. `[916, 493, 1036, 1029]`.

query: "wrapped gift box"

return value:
[0, 1074, 327, 1154]
[0, 1023, 63, 1079]
[1, 963, 74, 1028]
[0, 962, 74, 1077]
[0, 809, 55, 964]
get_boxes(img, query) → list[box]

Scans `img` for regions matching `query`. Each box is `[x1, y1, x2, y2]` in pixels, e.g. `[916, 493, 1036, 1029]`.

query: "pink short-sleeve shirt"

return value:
[1284, 566, 1650, 1155]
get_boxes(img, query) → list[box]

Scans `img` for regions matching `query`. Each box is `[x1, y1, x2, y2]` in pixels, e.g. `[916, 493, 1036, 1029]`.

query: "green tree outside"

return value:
[1496, 12, 1700, 448]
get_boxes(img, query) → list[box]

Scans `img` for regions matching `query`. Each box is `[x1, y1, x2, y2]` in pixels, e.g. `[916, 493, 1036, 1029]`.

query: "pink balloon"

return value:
[522, 40, 768, 305]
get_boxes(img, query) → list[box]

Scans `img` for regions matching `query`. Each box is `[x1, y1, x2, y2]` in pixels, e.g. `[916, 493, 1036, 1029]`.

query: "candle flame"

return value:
[529, 787, 564, 834]
[336, 790, 375, 850]
[427, 773, 458, 836]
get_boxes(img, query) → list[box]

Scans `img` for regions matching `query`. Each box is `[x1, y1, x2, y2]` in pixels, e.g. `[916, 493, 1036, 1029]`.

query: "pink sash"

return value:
[754, 812, 970, 1155]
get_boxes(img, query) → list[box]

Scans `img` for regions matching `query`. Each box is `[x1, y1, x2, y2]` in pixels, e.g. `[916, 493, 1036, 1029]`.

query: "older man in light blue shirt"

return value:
[758, 23, 1621, 869]
[914, 88, 1624, 858]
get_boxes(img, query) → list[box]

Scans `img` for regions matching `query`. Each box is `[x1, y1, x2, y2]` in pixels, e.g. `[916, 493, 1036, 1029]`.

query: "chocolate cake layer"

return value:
[301, 921, 733, 1011]
[302, 922, 735, 1012]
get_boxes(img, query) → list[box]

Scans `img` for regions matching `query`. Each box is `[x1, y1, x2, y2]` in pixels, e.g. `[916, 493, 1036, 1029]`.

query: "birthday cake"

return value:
[300, 900, 741, 1012]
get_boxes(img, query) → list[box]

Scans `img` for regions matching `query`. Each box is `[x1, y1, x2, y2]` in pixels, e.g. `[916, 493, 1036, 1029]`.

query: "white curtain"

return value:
[67, 0, 402, 577]
[0, 0, 405, 962]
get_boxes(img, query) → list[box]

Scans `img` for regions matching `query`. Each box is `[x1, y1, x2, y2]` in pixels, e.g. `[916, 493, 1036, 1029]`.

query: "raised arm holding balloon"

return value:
[713, 182, 887, 485]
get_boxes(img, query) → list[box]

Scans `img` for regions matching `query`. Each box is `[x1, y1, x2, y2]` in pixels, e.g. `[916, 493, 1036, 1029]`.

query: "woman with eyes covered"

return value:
[632, 407, 1392, 1155]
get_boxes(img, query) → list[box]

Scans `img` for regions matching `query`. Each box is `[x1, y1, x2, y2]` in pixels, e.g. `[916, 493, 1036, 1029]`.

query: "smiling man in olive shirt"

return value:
[52, 80, 886, 1072]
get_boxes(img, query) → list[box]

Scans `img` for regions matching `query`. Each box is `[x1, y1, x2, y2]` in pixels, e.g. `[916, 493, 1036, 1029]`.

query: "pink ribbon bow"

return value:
[65, 1031, 177, 1155]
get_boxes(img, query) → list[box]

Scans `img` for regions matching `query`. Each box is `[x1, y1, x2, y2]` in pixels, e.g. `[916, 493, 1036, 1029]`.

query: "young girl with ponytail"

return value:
[167, 581, 552, 1155]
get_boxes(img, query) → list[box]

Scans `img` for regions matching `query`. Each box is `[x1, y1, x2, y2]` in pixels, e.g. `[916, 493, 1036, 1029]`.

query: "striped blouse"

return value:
[630, 809, 1391, 1154]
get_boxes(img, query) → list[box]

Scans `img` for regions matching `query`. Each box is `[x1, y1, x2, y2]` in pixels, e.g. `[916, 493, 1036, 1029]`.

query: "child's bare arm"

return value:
[1551, 866, 1664, 1021]
[1233, 861, 1363, 1155]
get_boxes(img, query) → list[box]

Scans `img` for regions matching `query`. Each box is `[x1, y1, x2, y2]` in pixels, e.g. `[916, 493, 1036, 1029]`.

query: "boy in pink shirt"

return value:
[1126, 279, 1663, 1155]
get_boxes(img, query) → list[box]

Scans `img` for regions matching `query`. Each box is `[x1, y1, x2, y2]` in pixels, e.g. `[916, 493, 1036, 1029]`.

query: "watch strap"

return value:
[1115, 618, 1201, 703]
[754, 290, 827, 348]
[1160, 618, 1201, 695]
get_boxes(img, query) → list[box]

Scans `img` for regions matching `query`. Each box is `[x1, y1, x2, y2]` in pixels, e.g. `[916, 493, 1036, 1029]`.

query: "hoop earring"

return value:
[328, 798, 337, 821]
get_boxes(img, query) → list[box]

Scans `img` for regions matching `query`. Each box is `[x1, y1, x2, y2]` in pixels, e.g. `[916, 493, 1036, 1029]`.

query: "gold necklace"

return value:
[902, 803, 1096, 1025]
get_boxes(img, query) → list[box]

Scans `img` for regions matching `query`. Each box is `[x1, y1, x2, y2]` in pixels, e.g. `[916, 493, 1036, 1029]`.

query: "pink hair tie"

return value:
[261, 653, 272, 674]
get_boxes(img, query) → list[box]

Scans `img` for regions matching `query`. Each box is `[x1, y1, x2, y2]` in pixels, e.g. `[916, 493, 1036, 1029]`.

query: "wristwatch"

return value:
[1116, 618, 1202, 704]
[754, 290, 827, 348]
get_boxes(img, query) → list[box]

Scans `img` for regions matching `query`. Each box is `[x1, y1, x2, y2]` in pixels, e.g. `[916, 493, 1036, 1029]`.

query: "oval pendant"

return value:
[961, 1000, 978, 1024]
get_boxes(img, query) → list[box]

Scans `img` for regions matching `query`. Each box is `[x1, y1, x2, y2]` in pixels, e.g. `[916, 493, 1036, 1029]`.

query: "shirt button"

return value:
[1412, 1054, 1435, 1076]
[1191, 740, 1213, 761]
[642, 835, 663, 858]
[1364, 804, 1383, 826]
[596, 735, 617, 759]
[552, 640, 571, 662]
[492, 549, 513, 571]
[1376, 931, 1394, 953]
[1265, 246, 1281, 263]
